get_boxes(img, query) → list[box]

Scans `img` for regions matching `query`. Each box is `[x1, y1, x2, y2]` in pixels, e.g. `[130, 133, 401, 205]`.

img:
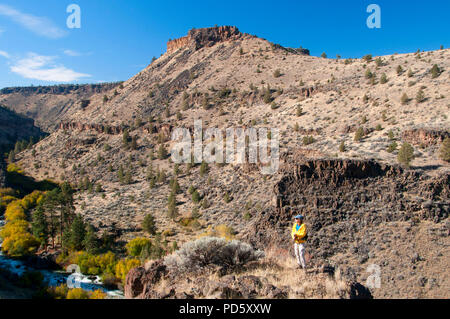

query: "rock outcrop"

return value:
[167, 26, 244, 53]
[125, 260, 168, 299]
[246, 158, 449, 255]
[402, 128, 450, 146]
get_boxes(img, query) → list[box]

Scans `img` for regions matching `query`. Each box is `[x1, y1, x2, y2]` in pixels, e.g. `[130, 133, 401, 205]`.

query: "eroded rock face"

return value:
[124, 264, 293, 299]
[125, 260, 168, 299]
[402, 128, 450, 146]
[245, 159, 449, 257]
[167, 26, 244, 53]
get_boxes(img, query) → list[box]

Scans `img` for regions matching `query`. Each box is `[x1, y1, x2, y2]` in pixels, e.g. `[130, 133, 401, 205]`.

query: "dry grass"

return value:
[151, 245, 351, 299]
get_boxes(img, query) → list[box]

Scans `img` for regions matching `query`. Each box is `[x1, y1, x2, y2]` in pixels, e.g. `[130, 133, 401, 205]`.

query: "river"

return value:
[0, 231, 124, 299]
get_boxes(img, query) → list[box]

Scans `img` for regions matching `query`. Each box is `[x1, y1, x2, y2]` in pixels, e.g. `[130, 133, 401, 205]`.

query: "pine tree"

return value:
[66, 215, 86, 251]
[83, 224, 98, 253]
[31, 206, 48, 248]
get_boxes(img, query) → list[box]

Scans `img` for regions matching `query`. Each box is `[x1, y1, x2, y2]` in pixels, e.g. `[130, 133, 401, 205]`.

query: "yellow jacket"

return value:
[291, 223, 307, 244]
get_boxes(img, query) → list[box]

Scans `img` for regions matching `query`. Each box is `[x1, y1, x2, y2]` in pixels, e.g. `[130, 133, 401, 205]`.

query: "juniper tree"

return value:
[401, 93, 409, 105]
[439, 137, 450, 162]
[142, 213, 157, 235]
[354, 127, 364, 142]
[397, 142, 414, 167]
[158, 144, 168, 159]
[430, 64, 441, 78]
[200, 161, 208, 177]
[416, 89, 425, 103]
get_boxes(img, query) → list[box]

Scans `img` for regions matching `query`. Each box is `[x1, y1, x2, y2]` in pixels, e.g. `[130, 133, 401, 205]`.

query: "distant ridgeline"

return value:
[0, 82, 122, 96]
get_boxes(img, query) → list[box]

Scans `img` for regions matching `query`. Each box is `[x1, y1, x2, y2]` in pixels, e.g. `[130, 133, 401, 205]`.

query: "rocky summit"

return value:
[0, 25, 449, 299]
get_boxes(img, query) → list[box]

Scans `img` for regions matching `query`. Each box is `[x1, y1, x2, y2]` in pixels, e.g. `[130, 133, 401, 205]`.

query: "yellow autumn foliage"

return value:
[115, 258, 141, 281]
[7, 163, 23, 174]
[90, 289, 107, 299]
[66, 288, 90, 299]
[0, 219, 29, 238]
[1, 190, 43, 257]
[1, 231, 40, 257]
[126, 237, 151, 257]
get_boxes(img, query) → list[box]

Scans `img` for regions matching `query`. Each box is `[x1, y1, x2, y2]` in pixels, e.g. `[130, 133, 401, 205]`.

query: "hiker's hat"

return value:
[295, 214, 304, 220]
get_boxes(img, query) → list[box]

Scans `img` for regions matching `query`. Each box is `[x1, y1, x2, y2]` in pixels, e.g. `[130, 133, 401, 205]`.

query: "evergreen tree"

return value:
[65, 215, 86, 251]
[167, 192, 178, 220]
[31, 206, 48, 249]
[397, 142, 415, 167]
[83, 224, 98, 253]
[131, 135, 138, 150]
[157, 144, 168, 159]
[142, 213, 156, 235]
[416, 89, 425, 103]
[118, 165, 125, 184]
[124, 170, 133, 184]
[200, 161, 208, 177]
[439, 137, 450, 162]
[430, 64, 441, 78]
[122, 129, 130, 148]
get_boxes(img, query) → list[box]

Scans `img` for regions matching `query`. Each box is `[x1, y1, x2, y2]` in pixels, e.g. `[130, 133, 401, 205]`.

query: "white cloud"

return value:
[0, 4, 66, 39]
[63, 49, 82, 57]
[0, 50, 9, 59]
[10, 53, 91, 82]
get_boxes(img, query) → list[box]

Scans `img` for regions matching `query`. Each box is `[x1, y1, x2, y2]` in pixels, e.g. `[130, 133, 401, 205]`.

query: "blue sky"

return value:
[0, 0, 448, 88]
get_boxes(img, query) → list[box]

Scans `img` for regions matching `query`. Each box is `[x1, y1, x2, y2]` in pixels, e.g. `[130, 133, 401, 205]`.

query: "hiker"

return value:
[291, 214, 307, 269]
